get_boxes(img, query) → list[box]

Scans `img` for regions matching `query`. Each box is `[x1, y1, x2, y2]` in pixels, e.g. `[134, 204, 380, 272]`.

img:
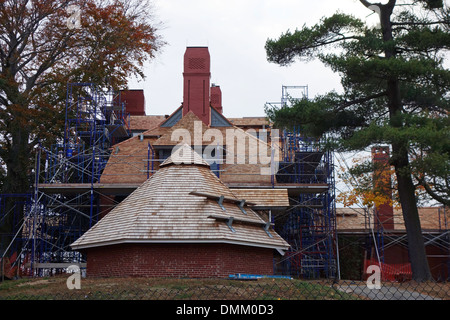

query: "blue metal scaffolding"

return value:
[47, 82, 131, 184]
[1, 83, 131, 277]
[274, 126, 337, 279]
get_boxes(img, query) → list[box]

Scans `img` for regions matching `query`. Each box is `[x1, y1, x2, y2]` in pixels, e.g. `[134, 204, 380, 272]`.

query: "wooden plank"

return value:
[208, 214, 272, 227]
[24, 263, 87, 269]
[37, 183, 140, 195]
[189, 191, 257, 206]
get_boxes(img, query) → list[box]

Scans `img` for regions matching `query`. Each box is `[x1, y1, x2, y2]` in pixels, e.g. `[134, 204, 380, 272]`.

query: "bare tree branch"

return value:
[416, 175, 450, 206]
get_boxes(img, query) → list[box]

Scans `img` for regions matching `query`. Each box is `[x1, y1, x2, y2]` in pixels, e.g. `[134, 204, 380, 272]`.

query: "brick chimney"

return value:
[210, 84, 222, 114]
[371, 146, 394, 230]
[183, 47, 211, 126]
[120, 89, 146, 116]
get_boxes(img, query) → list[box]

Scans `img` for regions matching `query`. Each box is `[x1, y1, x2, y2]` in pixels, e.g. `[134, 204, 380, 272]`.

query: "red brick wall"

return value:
[85, 243, 274, 278]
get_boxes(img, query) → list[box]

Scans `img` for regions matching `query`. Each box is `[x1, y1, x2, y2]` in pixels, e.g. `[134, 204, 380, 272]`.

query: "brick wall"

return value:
[85, 243, 274, 278]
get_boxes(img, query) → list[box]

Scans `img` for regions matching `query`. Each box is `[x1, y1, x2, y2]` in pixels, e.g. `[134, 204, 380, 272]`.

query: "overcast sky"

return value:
[128, 0, 380, 118]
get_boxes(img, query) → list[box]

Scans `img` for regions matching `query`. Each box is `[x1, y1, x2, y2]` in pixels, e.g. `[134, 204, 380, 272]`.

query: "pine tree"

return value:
[265, 0, 450, 281]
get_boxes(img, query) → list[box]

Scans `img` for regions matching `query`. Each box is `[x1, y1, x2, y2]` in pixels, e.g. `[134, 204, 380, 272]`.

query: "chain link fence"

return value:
[0, 277, 448, 300]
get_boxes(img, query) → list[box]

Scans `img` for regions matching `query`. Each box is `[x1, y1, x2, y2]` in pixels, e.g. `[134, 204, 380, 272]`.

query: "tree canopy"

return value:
[0, 0, 164, 194]
[0, 0, 164, 253]
[265, 0, 449, 281]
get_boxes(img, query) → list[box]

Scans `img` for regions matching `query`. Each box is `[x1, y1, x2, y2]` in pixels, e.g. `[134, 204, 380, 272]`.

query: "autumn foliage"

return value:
[0, 0, 163, 191]
[337, 154, 398, 210]
[0, 0, 164, 249]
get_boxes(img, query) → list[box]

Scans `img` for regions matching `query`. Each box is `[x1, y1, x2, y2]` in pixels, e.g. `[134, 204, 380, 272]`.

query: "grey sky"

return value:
[128, 0, 379, 118]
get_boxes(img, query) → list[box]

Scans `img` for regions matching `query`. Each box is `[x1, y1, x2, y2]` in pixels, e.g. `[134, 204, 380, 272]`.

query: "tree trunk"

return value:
[3, 114, 31, 192]
[380, 2, 433, 281]
[388, 77, 432, 281]
[392, 144, 433, 281]
[0, 118, 31, 256]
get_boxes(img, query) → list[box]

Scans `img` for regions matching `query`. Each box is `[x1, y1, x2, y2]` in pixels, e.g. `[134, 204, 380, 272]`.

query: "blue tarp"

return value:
[228, 274, 292, 280]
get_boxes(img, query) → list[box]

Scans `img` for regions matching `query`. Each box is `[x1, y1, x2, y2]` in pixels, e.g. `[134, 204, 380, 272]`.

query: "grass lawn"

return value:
[0, 276, 358, 300]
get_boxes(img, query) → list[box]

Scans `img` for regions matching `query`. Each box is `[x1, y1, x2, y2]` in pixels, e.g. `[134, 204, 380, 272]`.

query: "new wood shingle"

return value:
[230, 189, 289, 209]
[71, 144, 289, 252]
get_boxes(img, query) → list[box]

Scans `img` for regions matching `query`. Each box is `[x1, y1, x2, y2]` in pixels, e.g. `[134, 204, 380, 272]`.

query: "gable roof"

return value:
[159, 106, 183, 128]
[210, 106, 232, 127]
[71, 145, 289, 252]
[158, 105, 233, 129]
[152, 111, 210, 146]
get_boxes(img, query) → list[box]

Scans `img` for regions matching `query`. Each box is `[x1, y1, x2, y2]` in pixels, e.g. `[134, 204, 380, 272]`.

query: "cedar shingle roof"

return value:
[228, 117, 270, 127]
[335, 207, 449, 231]
[71, 145, 289, 252]
[230, 189, 290, 209]
[130, 115, 166, 131]
[152, 112, 210, 146]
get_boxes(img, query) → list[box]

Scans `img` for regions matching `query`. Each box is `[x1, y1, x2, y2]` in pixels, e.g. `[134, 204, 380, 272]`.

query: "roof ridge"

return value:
[160, 144, 209, 167]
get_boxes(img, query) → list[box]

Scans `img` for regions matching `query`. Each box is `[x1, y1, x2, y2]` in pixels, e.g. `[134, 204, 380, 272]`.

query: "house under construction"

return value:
[0, 47, 447, 280]
[336, 147, 449, 281]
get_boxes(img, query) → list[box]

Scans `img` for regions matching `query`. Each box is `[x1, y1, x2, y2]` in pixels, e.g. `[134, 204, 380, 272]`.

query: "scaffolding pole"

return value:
[274, 126, 337, 279]
[0, 82, 132, 277]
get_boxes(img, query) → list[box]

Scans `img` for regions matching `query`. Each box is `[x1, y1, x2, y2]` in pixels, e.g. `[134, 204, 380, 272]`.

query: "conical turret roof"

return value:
[160, 143, 209, 167]
[71, 145, 289, 252]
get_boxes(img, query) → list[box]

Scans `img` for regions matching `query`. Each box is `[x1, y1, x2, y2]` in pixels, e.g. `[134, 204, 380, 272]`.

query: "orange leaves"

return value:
[56, 0, 164, 87]
[337, 153, 400, 209]
[337, 192, 359, 208]
[337, 184, 396, 209]
[0, 0, 164, 164]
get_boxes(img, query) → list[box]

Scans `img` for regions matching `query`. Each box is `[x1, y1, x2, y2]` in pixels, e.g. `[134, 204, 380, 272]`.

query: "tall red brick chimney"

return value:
[371, 146, 394, 230]
[183, 47, 211, 125]
[210, 84, 222, 114]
